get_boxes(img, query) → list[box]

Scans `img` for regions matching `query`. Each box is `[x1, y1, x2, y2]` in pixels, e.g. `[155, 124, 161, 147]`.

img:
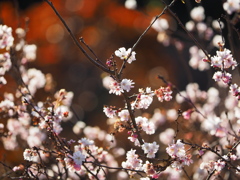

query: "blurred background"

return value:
[0, 0, 237, 175]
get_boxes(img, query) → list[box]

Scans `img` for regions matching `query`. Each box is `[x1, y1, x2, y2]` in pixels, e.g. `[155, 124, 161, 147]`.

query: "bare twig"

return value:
[158, 75, 207, 119]
[161, 0, 211, 61]
[118, 0, 177, 77]
[44, 0, 114, 75]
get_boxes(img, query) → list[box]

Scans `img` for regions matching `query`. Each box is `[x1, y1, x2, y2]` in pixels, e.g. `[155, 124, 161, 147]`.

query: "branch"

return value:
[118, 0, 177, 77]
[161, 0, 211, 61]
[44, 0, 114, 75]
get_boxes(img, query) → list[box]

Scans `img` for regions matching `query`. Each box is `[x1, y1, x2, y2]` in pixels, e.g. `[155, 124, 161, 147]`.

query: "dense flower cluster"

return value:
[1, 0, 240, 179]
[0, 24, 14, 49]
[166, 139, 193, 171]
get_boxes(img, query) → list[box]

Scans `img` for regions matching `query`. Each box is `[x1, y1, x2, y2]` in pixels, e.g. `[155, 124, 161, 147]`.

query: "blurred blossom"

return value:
[223, 0, 240, 14]
[102, 75, 114, 90]
[0, 52, 11, 72]
[159, 128, 175, 145]
[27, 127, 46, 147]
[0, 76, 7, 85]
[22, 68, 46, 95]
[15, 28, 26, 38]
[185, 20, 195, 31]
[166, 109, 178, 121]
[225, 94, 238, 110]
[117, 171, 128, 180]
[150, 108, 166, 126]
[125, 0, 137, 10]
[190, 6, 205, 22]
[0, 24, 14, 50]
[212, 20, 224, 30]
[189, 46, 210, 71]
[196, 22, 207, 34]
[46, 24, 64, 43]
[2, 135, 18, 150]
[23, 44, 37, 61]
[73, 121, 86, 135]
[212, 35, 224, 48]
[157, 32, 170, 46]
[152, 18, 169, 32]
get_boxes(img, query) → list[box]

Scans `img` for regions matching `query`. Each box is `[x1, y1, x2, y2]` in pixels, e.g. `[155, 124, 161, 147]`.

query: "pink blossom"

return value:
[115, 47, 136, 64]
[122, 149, 143, 176]
[23, 148, 38, 162]
[155, 86, 172, 102]
[141, 142, 159, 158]
[0, 24, 14, 49]
[189, 46, 210, 71]
[221, 72, 232, 84]
[109, 79, 123, 96]
[73, 151, 85, 166]
[214, 160, 225, 172]
[143, 161, 159, 178]
[118, 109, 130, 121]
[103, 106, 116, 118]
[23, 44, 37, 61]
[190, 6, 205, 22]
[159, 128, 175, 145]
[134, 94, 153, 109]
[78, 137, 94, 146]
[142, 121, 155, 135]
[0, 52, 12, 75]
[120, 79, 134, 92]
[152, 18, 169, 32]
[212, 71, 222, 82]
[223, 0, 240, 14]
[182, 109, 194, 120]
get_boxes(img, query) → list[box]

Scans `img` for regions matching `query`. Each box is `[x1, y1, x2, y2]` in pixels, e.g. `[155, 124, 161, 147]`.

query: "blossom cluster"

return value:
[166, 139, 193, 171]
[1, 0, 240, 179]
[208, 48, 237, 85]
[108, 78, 135, 95]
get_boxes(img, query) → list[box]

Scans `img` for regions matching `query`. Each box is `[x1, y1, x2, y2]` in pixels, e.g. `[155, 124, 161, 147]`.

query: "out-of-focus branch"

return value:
[161, 0, 211, 61]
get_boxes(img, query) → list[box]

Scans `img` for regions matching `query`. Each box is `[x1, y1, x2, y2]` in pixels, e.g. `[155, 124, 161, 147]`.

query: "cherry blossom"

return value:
[120, 78, 135, 92]
[0, 24, 14, 49]
[122, 149, 143, 176]
[118, 109, 130, 121]
[115, 47, 136, 64]
[223, 0, 240, 14]
[23, 148, 38, 162]
[125, 0, 137, 10]
[141, 141, 159, 158]
[109, 79, 123, 95]
[190, 6, 205, 22]
[152, 18, 169, 32]
[103, 106, 116, 118]
[73, 150, 85, 166]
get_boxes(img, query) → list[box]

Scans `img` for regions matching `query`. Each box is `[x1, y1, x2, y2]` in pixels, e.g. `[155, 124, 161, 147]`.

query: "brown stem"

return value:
[122, 92, 144, 145]
[118, 0, 177, 77]
[44, 0, 114, 75]
[161, 0, 211, 61]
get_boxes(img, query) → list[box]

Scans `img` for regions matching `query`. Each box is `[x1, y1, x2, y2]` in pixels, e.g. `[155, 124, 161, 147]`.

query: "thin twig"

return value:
[79, 37, 106, 67]
[158, 75, 207, 119]
[44, 0, 114, 75]
[161, 0, 211, 61]
[118, 0, 177, 77]
[122, 92, 144, 145]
